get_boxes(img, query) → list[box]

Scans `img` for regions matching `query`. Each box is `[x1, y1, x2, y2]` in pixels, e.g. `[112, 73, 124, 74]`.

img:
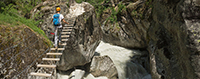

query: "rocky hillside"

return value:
[31, 0, 151, 79]
[15, 0, 200, 79]
[0, 0, 52, 79]
[98, 0, 200, 79]
[149, 0, 200, 79]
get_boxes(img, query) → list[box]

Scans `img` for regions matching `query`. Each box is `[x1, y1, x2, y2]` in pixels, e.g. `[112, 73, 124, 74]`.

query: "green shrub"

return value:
[75, 0, 82, 3]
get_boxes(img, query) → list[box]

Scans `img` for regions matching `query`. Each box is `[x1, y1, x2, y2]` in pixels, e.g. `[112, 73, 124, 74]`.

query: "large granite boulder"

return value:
[90, 55, 118, 79]
[57, 2, 102, 71]
[99, 0, 151, 48]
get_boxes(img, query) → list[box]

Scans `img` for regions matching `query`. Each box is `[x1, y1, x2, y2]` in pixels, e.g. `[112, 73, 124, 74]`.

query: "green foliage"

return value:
[107, 7, 117, 23]
[96, 5, 107, 18]
[85, 0, 108, 18]
[0, 0, 46, 38]
[1, 0, 43, 17]
[82, 0, 126, 23]
[0, 13, 46, 37]
[107, 2, 126, 23]
[86, 0, 127, 23]
[66, 3, 70, 7]
[86, 0, 104, 5]
[75, 0, 83, 3]
[16, 0, 42, 16]
[0, 0, 16, 12]
[146, 0, 153, 8]
[117, 2, 126, 13]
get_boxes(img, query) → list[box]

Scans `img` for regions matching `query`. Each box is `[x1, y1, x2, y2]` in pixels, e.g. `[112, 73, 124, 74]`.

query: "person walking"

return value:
[51, 7, 69, 49]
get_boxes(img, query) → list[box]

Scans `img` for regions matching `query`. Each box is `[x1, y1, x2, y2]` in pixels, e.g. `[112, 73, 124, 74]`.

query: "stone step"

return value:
[46, 53, 62, 55]
[42, 58, 60, 61]
[61, 35, 70, 38]
[37, 64, 56, 68]
[30, 72, 52, 77]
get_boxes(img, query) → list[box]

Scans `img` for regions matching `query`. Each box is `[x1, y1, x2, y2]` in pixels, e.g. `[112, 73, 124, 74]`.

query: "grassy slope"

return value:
[0, 13, 51, 47]
[0, 13, 43, 35]
[0, 0, 49, 39]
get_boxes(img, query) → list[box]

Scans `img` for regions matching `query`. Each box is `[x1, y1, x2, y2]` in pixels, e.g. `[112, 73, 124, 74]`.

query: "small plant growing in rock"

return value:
[107, 2, 126, 23]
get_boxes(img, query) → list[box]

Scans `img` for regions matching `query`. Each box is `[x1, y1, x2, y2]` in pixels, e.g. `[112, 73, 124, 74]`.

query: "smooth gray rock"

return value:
[90, 56, 118, 79]
[84, 73, 96, 79]
[67, 69, 85, 79]
[95, 41, 151, 79]
[75, 69, 85, 79]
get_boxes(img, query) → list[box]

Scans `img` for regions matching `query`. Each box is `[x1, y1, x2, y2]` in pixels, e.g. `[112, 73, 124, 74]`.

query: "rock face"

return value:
[98, 0, 200, 78]
[148, 0, 200, 79]
[29, 0, 200, 78]
[100, 0, 151, 48]
[90, 55, 118, 79]
[0, 25, 49, 79]
[57, 2, 102, 71]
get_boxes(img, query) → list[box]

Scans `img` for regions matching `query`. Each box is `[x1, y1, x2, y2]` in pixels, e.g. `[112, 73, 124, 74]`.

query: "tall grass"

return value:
[0, 13, 46, 38]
